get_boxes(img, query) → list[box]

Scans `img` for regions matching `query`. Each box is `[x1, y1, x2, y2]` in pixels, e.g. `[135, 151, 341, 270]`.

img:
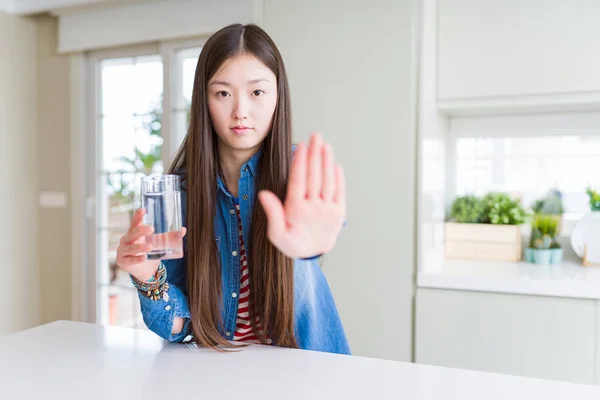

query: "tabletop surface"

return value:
[2, 320, 600, 399]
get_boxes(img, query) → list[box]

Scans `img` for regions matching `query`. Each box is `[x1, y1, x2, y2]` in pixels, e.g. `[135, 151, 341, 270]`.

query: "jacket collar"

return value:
[216, 145, 263, 194]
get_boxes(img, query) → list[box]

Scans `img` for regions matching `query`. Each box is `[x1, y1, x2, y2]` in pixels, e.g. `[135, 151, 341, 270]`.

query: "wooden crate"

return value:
[444, 222, 522, 262]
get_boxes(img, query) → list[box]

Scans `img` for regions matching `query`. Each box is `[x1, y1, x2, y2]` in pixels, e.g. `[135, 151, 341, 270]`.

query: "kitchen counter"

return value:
[418, 255, 600, 299]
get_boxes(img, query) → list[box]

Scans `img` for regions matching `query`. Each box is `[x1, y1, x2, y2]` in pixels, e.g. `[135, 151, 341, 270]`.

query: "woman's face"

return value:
[207, 54, 278, 157]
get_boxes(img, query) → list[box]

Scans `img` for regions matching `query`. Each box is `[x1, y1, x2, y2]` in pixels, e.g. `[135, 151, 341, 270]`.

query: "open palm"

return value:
[258, 133, 346, 259]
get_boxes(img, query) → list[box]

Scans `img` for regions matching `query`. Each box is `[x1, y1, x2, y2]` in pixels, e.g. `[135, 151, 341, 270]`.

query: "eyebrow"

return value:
[210, 78, 270, 87]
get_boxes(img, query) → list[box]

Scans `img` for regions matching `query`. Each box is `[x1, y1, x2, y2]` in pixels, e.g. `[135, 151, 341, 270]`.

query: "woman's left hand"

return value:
[258, 133, 346, 259]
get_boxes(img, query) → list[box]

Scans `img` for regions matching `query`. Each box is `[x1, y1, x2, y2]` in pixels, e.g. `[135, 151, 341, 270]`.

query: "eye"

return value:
[216, 91, 230, 98]
[252, 90, 265, 96]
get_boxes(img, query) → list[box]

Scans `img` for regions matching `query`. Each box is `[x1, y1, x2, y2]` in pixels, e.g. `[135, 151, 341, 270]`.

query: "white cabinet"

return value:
[596, 302, 600, 385]
[415, 288, 597, 385]
[437, 0, 600, 102]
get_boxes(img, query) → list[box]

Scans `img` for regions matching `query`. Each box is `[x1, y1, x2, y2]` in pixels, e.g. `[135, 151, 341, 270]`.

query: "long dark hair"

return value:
[168, 23, 297, 349]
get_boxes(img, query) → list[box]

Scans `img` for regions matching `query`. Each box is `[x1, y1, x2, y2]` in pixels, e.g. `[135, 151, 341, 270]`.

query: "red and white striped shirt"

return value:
[232, 203, 272, 345]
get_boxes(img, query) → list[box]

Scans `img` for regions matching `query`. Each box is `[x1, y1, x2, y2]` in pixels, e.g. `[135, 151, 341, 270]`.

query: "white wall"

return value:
[0, 12, 40, 335]
[57, 0, 256, 53]
[36, 15, 73, 325]
[438, 0, 600, 101]
[263, 0, 418, 361]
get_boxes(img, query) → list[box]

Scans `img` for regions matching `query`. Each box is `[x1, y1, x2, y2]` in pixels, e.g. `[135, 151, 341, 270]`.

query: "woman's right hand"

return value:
[116, 208, 186, 282]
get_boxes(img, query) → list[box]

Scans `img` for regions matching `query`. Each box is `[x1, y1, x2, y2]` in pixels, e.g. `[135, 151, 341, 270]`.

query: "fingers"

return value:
[130, 208, 146, 228]
[258, 190, 286, 239]
[116, 241, 153, 268]
[292, 134, 342, 203]
[334, 165, 346, 210]
[321, 143, 335, 202]
[121, 243, 153, 257]
[117, 255, 148, 268]
[288, 142, 307, 201]
[307, 134, 323, 199]
[118, 210, 155, 269]
[182, 227, 187, 237]
[121, 224, 154, 245]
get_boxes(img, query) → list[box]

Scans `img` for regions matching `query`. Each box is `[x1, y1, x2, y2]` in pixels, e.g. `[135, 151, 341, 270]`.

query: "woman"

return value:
[116, 23, 349, 355]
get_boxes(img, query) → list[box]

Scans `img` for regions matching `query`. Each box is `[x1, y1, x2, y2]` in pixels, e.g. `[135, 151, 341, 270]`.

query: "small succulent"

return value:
[533, 214, 559, 236]
[532, 234, 552, 250]
[449, 195, 485, 223]
[530, 214, 560, 250]
[482, 192, 528, 225]
[586, 187, 600, 211]
[531, 229, 552, 250]
[531, 199, 544, 214]
[529, 228, 542, 249]
[532, 190, 564, 215]
[550, 240, 561, 249]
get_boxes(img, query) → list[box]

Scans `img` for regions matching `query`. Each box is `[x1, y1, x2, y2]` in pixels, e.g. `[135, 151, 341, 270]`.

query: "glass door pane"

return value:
[171, 47, 202, 151]
[96, 54, 163, 328]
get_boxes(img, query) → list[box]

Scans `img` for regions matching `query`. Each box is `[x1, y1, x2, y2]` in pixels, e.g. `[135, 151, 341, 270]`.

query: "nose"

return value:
[232, 95, 249, 121]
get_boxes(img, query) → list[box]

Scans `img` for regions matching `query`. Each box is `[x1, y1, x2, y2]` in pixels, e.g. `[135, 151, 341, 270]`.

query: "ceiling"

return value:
[1, 0, 148, 15]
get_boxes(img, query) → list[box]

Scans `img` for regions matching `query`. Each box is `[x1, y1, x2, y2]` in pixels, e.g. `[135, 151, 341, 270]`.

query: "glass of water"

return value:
[141, 174, 183, 260]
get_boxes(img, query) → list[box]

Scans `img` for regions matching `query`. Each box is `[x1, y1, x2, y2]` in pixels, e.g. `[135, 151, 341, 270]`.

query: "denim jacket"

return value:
[137, 147, 351, 355]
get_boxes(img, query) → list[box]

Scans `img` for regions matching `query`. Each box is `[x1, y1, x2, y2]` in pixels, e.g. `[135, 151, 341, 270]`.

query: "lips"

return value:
[231, 126, 252, 135]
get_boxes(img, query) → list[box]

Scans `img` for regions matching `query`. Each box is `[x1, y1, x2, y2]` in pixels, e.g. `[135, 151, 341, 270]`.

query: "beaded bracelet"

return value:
[130, 263, 170, 301]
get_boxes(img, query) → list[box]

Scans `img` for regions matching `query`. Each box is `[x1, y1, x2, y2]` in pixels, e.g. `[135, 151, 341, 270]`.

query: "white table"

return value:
[2, 321, 600, 399]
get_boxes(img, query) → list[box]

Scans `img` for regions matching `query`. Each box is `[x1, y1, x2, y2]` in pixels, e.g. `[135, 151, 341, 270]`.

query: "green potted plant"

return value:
[525, 214, 561, 264]
[445, 192, 529, 262]
[531, 189, 565, 234]
[481, 192, 529, 225]
[449, 195, 485, 223]
[586, 187, 600, 211]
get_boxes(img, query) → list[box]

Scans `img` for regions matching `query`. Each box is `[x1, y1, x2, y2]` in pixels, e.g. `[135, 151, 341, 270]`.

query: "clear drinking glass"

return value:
[141, 174, 183, 260]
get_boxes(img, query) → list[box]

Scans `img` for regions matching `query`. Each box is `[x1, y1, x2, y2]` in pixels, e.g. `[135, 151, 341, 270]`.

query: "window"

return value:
[449, 113, 600, 236]
[97, 53, 164, 329]
[89, 39, 205, 328]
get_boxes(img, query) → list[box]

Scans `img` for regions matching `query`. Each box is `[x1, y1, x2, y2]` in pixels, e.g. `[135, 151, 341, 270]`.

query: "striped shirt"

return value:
[232, 202, 272, 345]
